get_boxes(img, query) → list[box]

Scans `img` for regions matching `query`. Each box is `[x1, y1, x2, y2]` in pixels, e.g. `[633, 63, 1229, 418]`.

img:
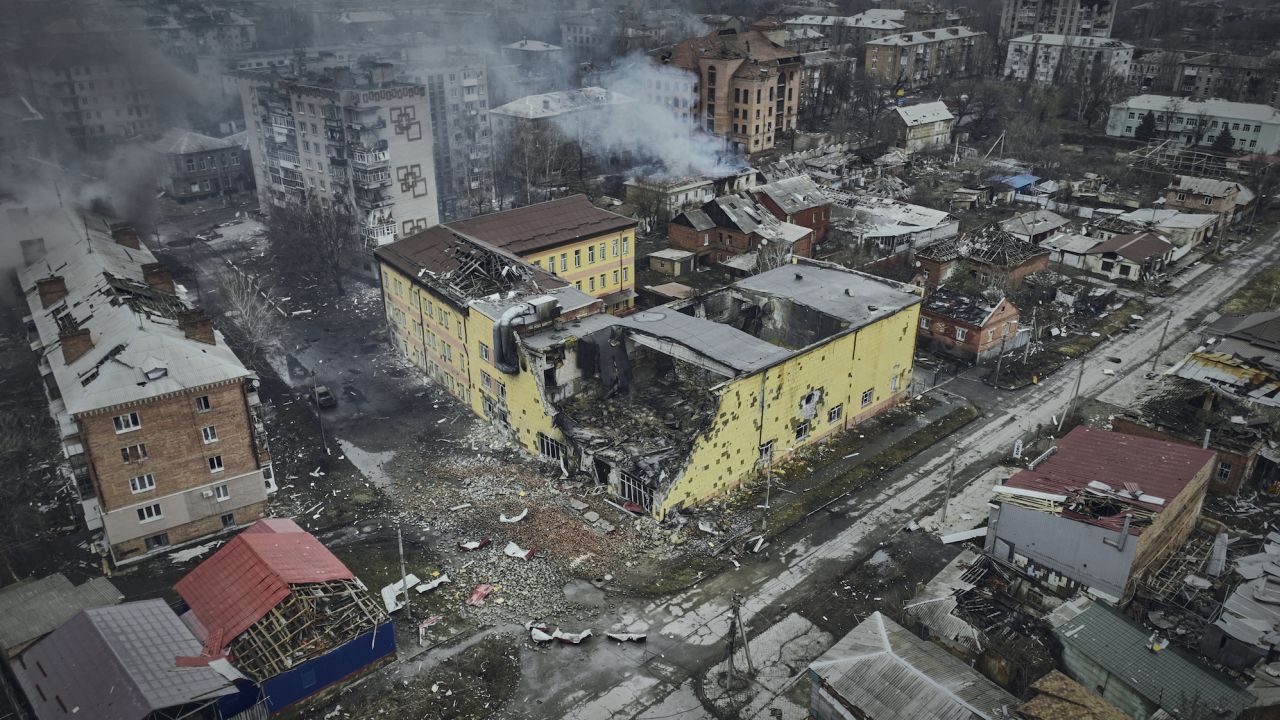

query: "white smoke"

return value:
[556, 56, 747, 180]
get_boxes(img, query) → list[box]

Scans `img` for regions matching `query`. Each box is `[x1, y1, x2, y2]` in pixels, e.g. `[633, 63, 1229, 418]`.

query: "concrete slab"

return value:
[583, 510, 601, 523]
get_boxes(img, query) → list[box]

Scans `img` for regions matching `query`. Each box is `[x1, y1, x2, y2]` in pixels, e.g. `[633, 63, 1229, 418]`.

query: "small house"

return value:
[918, 289, 1022, 362]
[882, 101, 954, 154]
[647, 248, 696, 277]
[1084, 231, 1175, 282]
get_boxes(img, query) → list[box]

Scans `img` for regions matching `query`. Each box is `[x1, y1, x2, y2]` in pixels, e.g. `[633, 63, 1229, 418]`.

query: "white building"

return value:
[999, 0, 1117, 41]
[237, 64, 440, 250]
[1105, 95, 1280, 155]
[1004, 34, 1133, 84]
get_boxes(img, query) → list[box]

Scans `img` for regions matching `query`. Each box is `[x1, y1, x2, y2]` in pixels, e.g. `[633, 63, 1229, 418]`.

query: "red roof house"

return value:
[987, 428, 1215, 601]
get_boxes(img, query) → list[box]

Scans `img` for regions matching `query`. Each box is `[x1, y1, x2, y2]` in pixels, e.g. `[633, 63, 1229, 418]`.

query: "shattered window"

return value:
[828, 405, 843, 423]
[795, 421, 810, 441]
[760, 440, 775, 460]
[861, 388, 874, 408]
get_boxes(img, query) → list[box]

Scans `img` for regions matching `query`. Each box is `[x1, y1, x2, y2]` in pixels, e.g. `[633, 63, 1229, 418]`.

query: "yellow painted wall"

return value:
[655, 303, 921, 517]
[522, 229, 636, 312]
[380, 262, 473, 406]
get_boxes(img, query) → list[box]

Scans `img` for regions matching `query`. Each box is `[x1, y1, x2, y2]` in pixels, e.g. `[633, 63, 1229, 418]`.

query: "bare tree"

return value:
[752, 237, 792, 274]
[849, 78, 887, 138]
[0, 413, 59, 582]
[217, 269, 279, 366]
[265, 200, 361, 296]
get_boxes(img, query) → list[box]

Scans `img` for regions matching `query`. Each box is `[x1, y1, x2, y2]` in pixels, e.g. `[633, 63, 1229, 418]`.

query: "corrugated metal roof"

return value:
[1054, 602, 1254, 718]
[1006, 427, 1214, 510]
[755, 175, 828, 214]
[1169, 175, 1244, 199]
[809, 611, 1018, 720]
[11, 600, 235, 720]
[175, 519, 355, 649]
[444, 195, 637, 255]
[0, 574, 122, 655]
[895, 101, 954, 127]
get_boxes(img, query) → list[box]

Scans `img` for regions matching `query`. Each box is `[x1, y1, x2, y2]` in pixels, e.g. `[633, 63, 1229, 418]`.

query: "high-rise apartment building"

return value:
[236, 63, 440, 248]
[864, 27, 987, 89]
[1004, 34, 1133, 84]
[999, 0, 1117, 41]
[404, 48, 497, 221]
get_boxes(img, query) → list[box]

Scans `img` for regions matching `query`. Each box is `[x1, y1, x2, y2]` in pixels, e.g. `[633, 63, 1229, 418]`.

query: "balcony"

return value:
[355, 190, 394, 210]
[352, 148, 389, 168]
[363, 221, 397, 243]
[276, 149, 300, 168]
[269, 114, 295, 130]
[353, 167, 391, 188]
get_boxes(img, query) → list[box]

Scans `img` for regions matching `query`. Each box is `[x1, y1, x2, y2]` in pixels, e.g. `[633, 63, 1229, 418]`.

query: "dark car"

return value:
[313, 384, 337, 408]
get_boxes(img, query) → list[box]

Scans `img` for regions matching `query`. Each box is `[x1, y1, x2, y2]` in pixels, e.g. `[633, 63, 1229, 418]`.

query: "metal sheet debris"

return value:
[500, 508, 529, 523]
[415, 574, 451, 593]
[504, 542, 537, 561]
[553, 628, 592, 644]
[466, 583, 495, 607]
[381, 574, 421, 613]
[606, 632, 647, 643]
[457, 538, 491, 552]
[940, 528, 988, 544]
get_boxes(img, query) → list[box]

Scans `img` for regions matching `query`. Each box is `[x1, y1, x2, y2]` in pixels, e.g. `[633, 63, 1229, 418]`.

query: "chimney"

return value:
[37, 275, 67, 307]
[111, 224, 140, 249]
[141, 263, 175, 294]
[60, 327, 93, 364]
[178, 311, 215, 345]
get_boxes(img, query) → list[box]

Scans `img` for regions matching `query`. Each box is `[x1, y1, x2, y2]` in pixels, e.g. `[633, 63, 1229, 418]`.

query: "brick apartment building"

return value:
[864, 26, 986, 89]
[659, 28, 804, 154]
[18, 207, 273, 564]
[668, 194, 814, 266]
[146, 127, 252, 202]
[1164, 175, 1245, 234]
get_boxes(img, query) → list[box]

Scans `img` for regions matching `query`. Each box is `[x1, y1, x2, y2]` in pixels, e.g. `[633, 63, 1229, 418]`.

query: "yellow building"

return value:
[376, 227, 922, 518]
[444, 194, 639, 314]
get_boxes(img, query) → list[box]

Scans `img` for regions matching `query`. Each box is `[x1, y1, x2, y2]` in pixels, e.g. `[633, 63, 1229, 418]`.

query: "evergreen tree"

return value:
[1212, 127, 1236, 153]
[1135, 110, 1157, 141]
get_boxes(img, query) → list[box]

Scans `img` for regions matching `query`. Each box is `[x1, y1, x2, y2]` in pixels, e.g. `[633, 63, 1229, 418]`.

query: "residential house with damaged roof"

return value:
[1084, 230, 1175, 282]
[881, 100, 955, 154]
[1000, 209, 1070, 245]
[915, 223, 1050, 290]
[668, 193, 815, 270]
[917, 289, 1022, 362]
[751, 174, 832, 243]
[175, 518, 393, 717]
[377, 222, 922, 516]
[985, 427, 1214, 602]
[17, 206, 274, 564]
[1166, 175, 1252, 234]
[0, 573, 122, 660]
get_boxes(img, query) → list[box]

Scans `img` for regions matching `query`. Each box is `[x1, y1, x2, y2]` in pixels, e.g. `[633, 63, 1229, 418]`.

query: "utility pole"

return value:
[732, 593, 754, 674]
[940, 459, 957, 527]
[311, 369, 328, 456]
[1150, 312, 1172, 374]
[760, 452, 773, 531]
[1023, 308, 1037, 363]
[1057, 358, 1086, 433]
[992, 334, 1009, 388]
[397, 525, 411, 620]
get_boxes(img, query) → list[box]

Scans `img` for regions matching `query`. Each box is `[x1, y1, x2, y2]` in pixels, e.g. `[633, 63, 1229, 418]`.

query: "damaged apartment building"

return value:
[378, 227, 922, 517]
[16, 206, 274, 564]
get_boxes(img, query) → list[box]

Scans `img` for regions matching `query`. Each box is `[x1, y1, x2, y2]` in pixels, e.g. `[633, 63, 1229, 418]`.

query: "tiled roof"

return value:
[175, 519, 355, 648]
[444, 195, 637, 255]
[1006, 427, 1214, 507]
[11, 600, 235, 720]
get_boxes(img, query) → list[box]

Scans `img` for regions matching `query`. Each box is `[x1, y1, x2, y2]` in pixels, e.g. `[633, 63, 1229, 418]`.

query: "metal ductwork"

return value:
[493, 304, 535, 374]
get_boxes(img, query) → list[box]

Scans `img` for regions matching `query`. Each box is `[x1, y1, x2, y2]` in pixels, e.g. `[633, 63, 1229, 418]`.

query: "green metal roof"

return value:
[0, 574, 123, 655]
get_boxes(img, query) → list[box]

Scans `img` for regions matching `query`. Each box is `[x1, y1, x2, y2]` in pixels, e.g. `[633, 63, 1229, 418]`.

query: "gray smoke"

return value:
[558, 56, 747, 180]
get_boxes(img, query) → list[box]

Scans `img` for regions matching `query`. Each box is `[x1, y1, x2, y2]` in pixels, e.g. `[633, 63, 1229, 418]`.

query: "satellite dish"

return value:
[960, 94, 969, 103]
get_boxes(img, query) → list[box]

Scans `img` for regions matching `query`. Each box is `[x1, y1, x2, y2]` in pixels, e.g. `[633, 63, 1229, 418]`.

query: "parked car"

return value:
[313, 384, 337, 408]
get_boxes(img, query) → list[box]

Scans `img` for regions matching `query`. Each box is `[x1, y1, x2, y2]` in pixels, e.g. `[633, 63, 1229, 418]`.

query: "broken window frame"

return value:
[795, 421, 810, 441]
[537, 433, 567, 462]
[195, 395, 211, 412]
[617, 470, 653, 511]
[120, 443, 147, 463]
[760, 440, 775, 460]
[112, 411, 141, 433]
[861, 388, 874, 408]
[828, 404, 843, 423]
[1216, 461, 1233, 482]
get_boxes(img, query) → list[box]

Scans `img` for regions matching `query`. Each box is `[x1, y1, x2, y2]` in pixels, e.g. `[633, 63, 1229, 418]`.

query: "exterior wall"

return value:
[864, 30, 985, 89]
[886, 117, 954, 153]
[649, 255, 694, 276]
[1129, 461, 1210, 594]
[918, 299, 1019, 360]
[986, 503, 1137, 598]
[753, 194, 832, 243]
[1111, 417, 1253, 495]
[655, 302, 920, 516]
[1085, 253, 1145, 281]
[524, 228, 636, 312]
[381, 266, 473, 405]
[1059, 644, 1159, 720]
[8, 56, 159, 150]
[1000, 0, 1118, 41]
[687, 56, 802, 154]
[163, 147, 252, 201]
[668, 223, 713, 258]
[1004, 38, 1132, 84]
[109, 498, 266, 560]
[1165, 188, 1238, 234]
[418, 61, 496, 221]
[79, 380, 269, 561]
[1105, 100, 1280, 155]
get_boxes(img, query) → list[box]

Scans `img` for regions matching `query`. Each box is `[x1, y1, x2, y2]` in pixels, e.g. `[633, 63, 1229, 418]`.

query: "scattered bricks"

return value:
[569, 499, 589, 512]
[583, 511, 601, 524]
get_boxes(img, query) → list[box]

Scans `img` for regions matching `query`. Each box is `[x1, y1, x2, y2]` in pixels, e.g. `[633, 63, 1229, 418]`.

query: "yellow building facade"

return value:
[378, 226, 922, 519]
[444, 194, 639, 314]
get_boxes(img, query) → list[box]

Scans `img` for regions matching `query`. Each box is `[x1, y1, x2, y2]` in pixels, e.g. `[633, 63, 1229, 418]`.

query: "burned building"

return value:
[378, 222, 921, 516]
[519, 261, 922, 516]
[918, 289, 1023, 363]
[916, 224, 1050, 290]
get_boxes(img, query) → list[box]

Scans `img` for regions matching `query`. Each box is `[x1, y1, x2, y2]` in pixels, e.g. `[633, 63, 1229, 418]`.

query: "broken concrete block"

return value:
[583, 511, 601, 524]
[597, 521, 615, 533]
[569, 499, 589, 512]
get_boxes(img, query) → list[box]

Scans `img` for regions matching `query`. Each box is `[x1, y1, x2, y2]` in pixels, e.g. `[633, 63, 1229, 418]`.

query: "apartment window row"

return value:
[113, 411, 140, 433]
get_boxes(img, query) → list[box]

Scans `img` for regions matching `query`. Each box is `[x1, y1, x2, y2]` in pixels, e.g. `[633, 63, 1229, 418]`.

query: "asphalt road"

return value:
[541, 227, 1280, 720]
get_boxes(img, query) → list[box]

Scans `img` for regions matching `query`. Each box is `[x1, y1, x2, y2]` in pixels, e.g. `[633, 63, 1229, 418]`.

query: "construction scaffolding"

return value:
[1127, 139, 1233, 179]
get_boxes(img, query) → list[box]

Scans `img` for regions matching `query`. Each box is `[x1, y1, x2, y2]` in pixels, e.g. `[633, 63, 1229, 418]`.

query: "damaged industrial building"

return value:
[377, 225, 922, 517]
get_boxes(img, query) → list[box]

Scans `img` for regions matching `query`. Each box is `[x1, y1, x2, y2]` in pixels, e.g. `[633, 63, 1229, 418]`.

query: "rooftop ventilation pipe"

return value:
[493, 303, 536, 374]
